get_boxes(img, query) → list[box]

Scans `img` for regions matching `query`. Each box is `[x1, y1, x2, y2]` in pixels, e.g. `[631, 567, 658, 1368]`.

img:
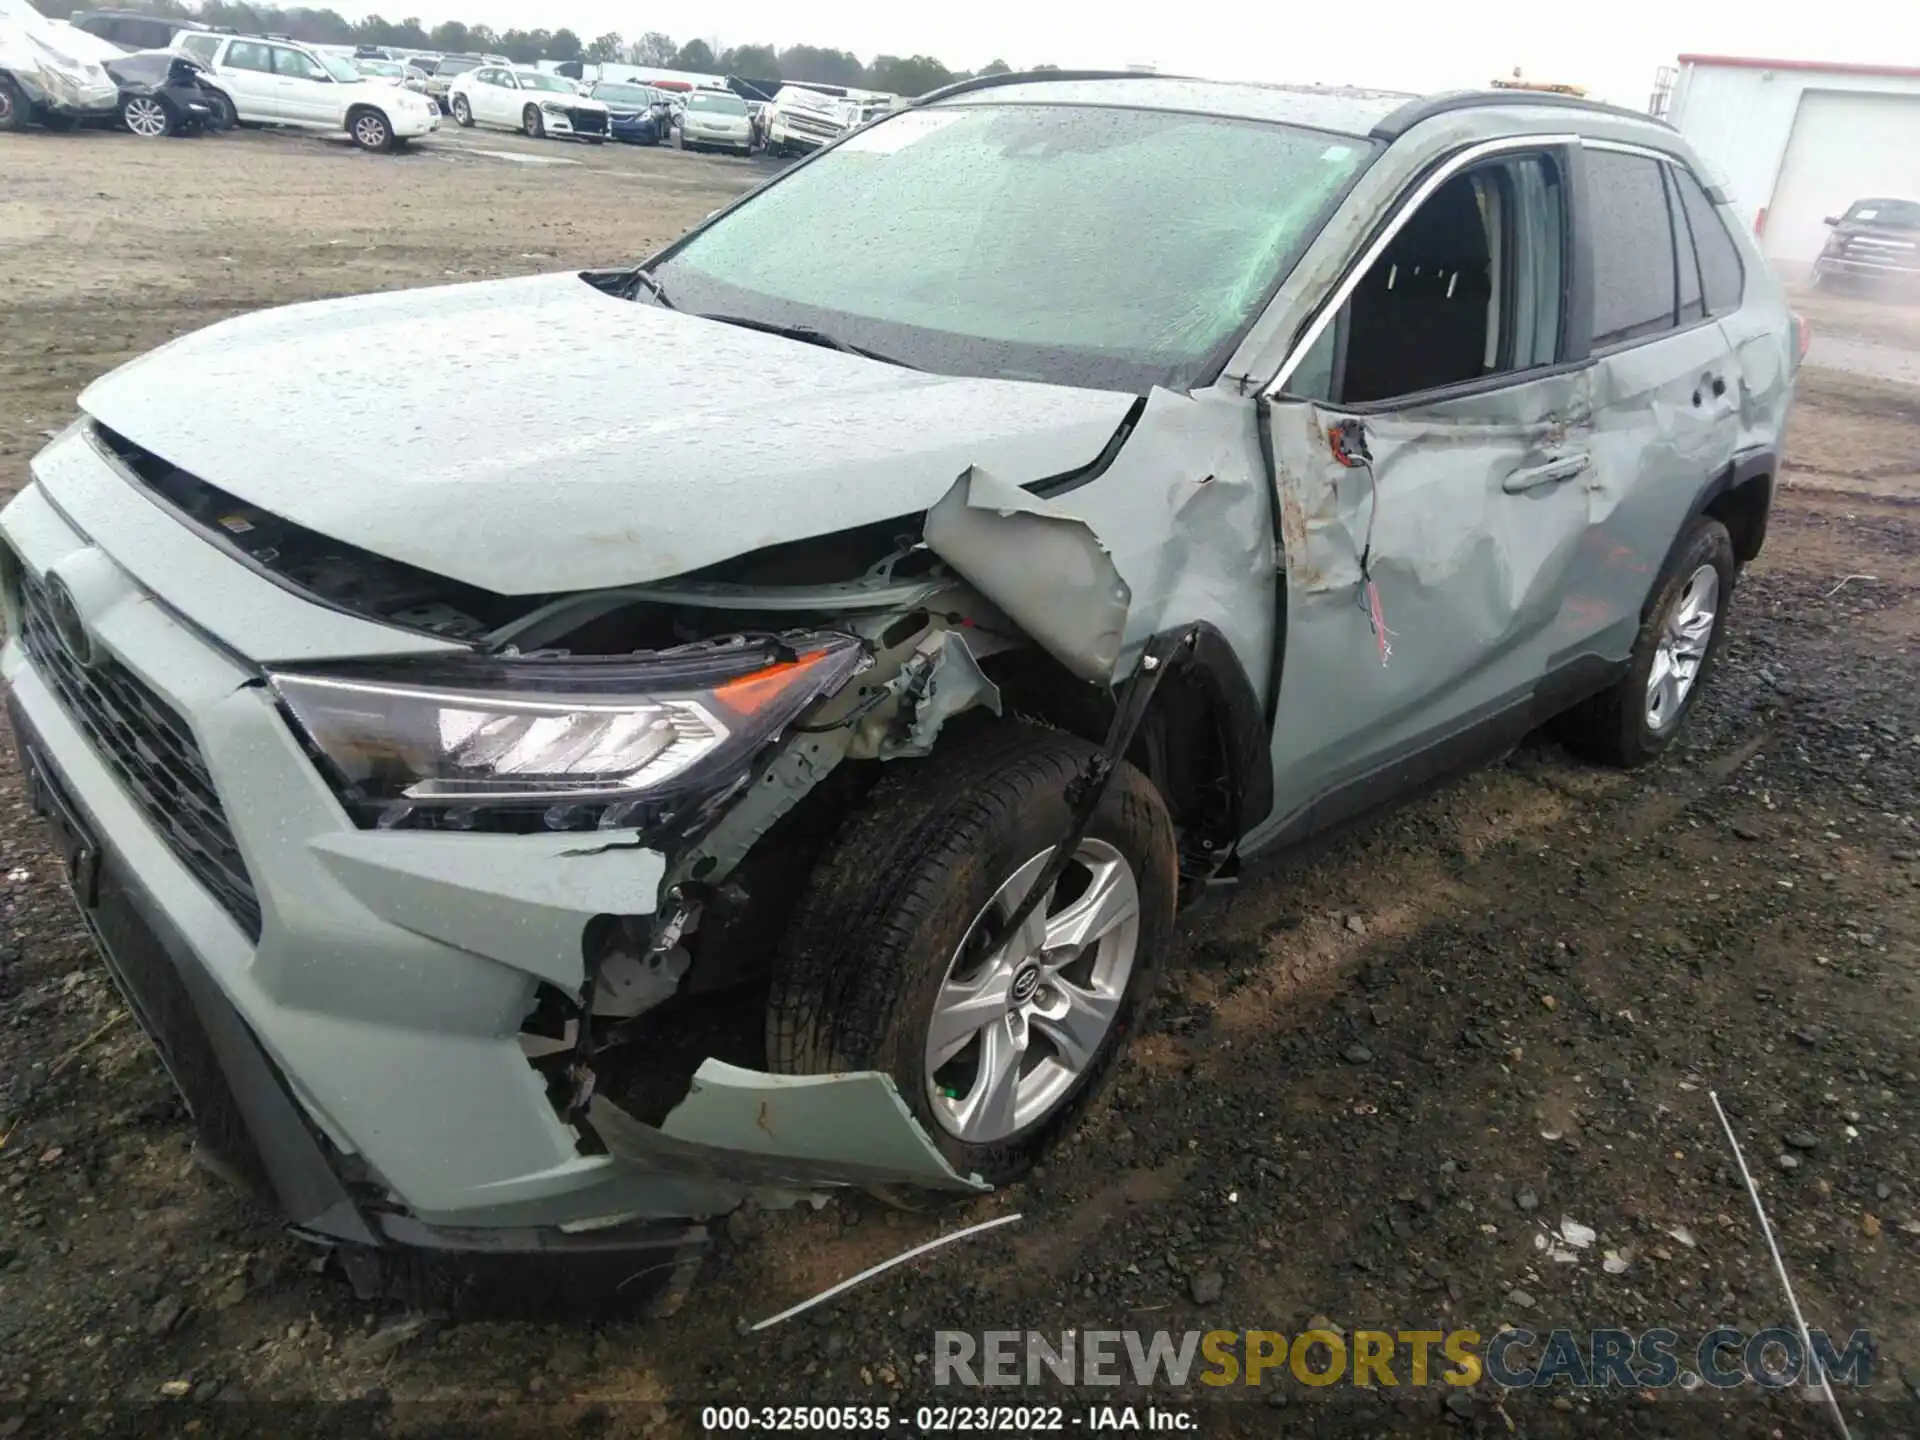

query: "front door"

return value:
[268, 45, 337, 126]
[1258, 145, 1596, 836]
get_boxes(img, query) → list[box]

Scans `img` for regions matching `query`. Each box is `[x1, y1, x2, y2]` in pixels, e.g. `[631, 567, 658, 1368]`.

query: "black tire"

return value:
[347, 106, 394, 152]
[0, 74, 25, 132]
[767, 722, 1177, 1186]
[584, 134, 604, 145]
[450, 94, 473, 127]
[120, 93, 175, 139]
[523, 104, 543, 139]
[1556, 515, 1736, 768]
[203, 88, 236, 130]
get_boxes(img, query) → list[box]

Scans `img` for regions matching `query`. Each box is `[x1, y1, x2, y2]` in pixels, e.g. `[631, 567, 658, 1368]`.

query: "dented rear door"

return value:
[1263, 367, 1596, 829]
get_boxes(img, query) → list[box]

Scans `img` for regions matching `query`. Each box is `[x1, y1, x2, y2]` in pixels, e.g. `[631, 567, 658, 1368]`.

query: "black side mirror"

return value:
[1823, 215, 1841, 226]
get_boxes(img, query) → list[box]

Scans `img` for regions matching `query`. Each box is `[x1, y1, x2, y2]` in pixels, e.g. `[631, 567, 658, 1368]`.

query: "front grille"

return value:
[15, 570, 262, 939]
[784, 110, 842, 140]
[567, 106, 608, 134]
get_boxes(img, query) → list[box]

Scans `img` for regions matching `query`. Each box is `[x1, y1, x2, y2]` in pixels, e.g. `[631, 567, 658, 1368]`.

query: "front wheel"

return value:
[523, 105, 544, 139]
[121, 93, 173, 138]
[202, 88, 235, 130]
[348, 107, 395, 152]
[1556, 515, 1736, 767]
[768, 723, 1177, 1186]
[450, 95, 473, 127]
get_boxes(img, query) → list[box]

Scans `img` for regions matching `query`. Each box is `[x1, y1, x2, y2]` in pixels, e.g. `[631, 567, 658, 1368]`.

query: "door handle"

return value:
[1502, 454, 1591, 494]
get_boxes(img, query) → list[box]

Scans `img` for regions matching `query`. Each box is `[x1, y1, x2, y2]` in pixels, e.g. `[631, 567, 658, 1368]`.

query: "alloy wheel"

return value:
[124, 96, 168, 138]
[924, 838, 1141, 1143]
[1645, 563, 1719, 731]
[352, 113, 388, 149]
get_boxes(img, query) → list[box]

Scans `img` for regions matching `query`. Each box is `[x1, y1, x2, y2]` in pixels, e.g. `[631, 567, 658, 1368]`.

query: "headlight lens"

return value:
[271, 634, 866, 832]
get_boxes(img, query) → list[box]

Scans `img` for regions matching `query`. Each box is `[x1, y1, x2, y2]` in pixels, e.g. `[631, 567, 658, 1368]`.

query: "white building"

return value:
[1668, 54, 1920, 279]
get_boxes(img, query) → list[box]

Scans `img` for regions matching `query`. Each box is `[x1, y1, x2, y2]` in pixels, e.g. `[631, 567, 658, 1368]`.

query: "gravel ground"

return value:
[0, 125, 1916, 1438]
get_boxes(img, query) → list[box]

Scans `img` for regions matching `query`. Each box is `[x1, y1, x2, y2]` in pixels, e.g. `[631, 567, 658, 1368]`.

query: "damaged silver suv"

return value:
[3, 72, 1798, 1298]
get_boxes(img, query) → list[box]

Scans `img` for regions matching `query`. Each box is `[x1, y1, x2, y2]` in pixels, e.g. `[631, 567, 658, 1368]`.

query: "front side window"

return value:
[1585, 149, 1680, 348]
[271, 48, 326, 81]
[1294, 152, 1567, 406]
[655, 103, 1371, 392]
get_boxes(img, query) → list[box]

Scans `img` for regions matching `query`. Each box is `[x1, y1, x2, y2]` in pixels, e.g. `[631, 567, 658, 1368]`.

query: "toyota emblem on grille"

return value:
[44, 576, 95, 668]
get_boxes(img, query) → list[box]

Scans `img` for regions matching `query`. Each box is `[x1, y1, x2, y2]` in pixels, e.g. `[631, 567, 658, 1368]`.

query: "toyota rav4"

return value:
[1, 71, 1799, 1301]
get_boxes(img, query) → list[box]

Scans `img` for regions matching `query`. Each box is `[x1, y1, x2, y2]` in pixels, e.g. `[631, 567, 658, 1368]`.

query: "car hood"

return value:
[79, 273, 1139, 596]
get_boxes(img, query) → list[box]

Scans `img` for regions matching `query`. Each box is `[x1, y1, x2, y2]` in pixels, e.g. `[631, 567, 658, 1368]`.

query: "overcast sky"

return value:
[372, 0, 1918, 107]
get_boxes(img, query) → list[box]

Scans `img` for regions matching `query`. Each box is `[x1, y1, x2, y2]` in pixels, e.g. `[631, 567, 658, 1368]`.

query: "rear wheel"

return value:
[0, 74, 24, 132]
[768, 723, 1177, 1185]
[121, 93, 173, 139]
[1556, 515, 1736, 767]
[450, 94, 472, 127]
[203, 88, 236, 130]
[522, 104, 544, 138]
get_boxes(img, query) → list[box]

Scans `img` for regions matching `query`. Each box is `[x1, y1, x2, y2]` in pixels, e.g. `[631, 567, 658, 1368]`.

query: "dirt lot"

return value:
[0, 124, 1916, 1437]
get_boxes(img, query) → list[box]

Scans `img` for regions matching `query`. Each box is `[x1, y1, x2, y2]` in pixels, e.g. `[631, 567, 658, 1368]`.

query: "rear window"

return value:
[1584, 149, 1679, 348]
[657, 103, 1371, 392]
[1671, 166, 1746, 316]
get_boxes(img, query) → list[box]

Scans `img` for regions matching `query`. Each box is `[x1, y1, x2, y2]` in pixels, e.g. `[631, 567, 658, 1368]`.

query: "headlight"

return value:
[541, 100, 567, 114]
[271, 634, 866, 833]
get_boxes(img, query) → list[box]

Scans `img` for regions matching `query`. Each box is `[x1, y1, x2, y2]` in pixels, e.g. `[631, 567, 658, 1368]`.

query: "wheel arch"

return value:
[1640, 448, 1774, 624]
[982, 622, 1272, 889]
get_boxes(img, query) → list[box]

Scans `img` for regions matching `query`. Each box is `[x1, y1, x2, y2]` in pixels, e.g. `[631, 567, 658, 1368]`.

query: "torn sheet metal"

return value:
[590, 1060, 988, 1193]
[1032, 388, 1279, 702]
[887, 629, 1003, 759]
[924, 466, 1131, 684]
[0, 7, 120, 114]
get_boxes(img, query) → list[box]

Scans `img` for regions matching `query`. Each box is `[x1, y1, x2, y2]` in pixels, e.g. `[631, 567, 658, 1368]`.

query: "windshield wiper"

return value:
[625, 267, 674, 308]
[694, 312, 917, 369]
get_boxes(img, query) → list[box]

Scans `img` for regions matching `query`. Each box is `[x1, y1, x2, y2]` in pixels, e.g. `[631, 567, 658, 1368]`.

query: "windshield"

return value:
[356, 59, 403, 77]
[688, 91, 747, 114]
[518, 71, 577, 93]
[317, 52, 360, 82]
[654, 103, 1369, 391]
[437, 57, 479, 77]
[593, 84, 654, 105]
[1845, 198, 1920, 228]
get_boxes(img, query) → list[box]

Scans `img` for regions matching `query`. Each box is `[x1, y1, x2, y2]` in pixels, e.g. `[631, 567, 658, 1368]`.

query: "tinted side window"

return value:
[1585, 149, 1678, 348]
[1673, 167, 1746, 315]
[273, 48, 325, 80]
[1664, 168, 1706, 326]
[1317, 152, 1566, 405]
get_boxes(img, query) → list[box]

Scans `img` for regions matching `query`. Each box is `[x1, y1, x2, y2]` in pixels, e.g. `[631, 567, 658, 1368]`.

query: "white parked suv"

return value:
[447, 65, 609, 142]
[174, 31, 439, 151]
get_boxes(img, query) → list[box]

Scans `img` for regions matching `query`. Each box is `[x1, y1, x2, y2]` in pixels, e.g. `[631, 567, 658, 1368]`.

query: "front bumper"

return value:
[683, 125, 752, 151]
[539, 107, 608, 139]
[607, 113, 660, 143]
[0, 426, 981, 1263]
[389, 104, 441, 138]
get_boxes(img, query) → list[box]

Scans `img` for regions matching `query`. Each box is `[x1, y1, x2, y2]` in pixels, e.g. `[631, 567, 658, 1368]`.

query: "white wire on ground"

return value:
[1708, 1090, 1852, 1440]
[749, 1211, 1024, 1332]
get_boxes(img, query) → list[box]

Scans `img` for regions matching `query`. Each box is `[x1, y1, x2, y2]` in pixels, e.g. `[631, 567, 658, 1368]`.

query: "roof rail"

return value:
[912, 68, 1185, 108]
[1370, 88, 1675, 139]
